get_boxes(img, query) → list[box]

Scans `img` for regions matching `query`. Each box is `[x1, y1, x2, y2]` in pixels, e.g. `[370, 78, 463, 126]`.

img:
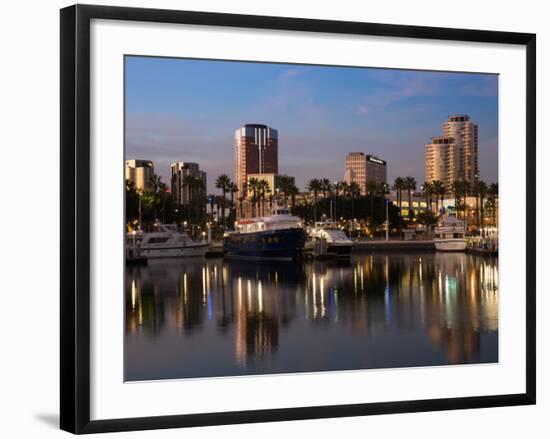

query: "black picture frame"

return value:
[60, 4, 536, 434]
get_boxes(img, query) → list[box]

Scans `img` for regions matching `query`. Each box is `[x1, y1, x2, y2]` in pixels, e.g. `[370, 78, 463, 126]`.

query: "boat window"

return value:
[147, 237, 169, 244]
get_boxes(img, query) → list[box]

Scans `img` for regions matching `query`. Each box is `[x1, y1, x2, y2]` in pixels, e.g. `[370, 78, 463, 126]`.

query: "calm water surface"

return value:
[125, 253, 498, 381]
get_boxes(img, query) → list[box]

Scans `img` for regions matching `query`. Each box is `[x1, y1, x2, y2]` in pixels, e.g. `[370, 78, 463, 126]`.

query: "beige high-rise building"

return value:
[425, 136, 458, 189]
[425, 115, 479, 191]
[345, 152, 386, 194]
[125, 159, 154, 192]
[443, 115, 479, 184]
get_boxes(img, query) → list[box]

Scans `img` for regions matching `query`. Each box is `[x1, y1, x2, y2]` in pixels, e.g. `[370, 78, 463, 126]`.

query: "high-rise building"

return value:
[425, 115, 479, 190]
[443, 115, 478, 184]
[170, 161, 207, 206]
[365, 154, 387, 185]
[234, 124, 278, 198]
[425, 136, 458, 189]
[345, 152, 386, 194]
[125, 159, 154, 192]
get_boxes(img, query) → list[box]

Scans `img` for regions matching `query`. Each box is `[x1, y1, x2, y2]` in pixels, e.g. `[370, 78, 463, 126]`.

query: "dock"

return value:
[353, 240, 435, 252]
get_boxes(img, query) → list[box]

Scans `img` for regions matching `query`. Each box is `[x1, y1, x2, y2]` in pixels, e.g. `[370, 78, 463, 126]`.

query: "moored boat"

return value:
[434, 216, 467, 252]
[307, 219, 354, 258]
[223, 207, 306, 260]
[126, 224, 209, 260]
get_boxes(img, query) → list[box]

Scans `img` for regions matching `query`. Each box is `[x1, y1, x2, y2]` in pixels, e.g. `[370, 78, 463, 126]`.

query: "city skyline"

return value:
[125, 56, 498, 192]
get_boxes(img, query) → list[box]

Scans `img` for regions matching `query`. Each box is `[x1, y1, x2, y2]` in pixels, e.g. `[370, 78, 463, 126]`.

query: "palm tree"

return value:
[229, 183, 239, 227]
[287, 183, 299, 213]
[347, 181, 361, 225]
[451, 179, 470, 219]
[403, 176, 417, 221]
[279, 175, 294, 207]
[486, 182, 498, 228]
[332, 181, 344, 220]
[247, 178, 261, 217]
[207, 194, 216, 222]
[431, 180, 446, 216]
[215, 174, 231, 229]
[257, 180, 271, 216]
[473, 179, 488, 233]
[365, 181, 378, 223]
[422, 181, 433, 213]
[307, 178, 323, 222]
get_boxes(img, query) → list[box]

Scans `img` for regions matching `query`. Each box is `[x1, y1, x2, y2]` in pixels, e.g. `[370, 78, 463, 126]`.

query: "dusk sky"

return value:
[125, 56, 498, 193]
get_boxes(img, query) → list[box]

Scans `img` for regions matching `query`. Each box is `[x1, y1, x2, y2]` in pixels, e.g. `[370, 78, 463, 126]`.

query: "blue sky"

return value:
[125, 56, 498, 193]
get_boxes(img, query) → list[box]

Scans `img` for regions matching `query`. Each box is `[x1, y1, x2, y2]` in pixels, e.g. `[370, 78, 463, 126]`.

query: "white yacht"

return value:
[434, 216, 467, 252]
[307, 219, 354, 258]
[126, 224, 209, 260]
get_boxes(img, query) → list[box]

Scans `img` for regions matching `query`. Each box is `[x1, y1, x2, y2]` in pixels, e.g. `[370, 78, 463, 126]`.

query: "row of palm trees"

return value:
[414, 178, 498, 229]
[209, 172, 499, 234]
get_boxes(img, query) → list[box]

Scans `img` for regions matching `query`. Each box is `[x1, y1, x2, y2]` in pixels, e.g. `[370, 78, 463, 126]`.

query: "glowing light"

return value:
[258, 280, 263, 313]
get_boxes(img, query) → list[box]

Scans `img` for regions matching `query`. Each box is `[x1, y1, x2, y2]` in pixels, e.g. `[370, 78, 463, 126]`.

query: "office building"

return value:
[125, 159, 154, 192]
[234, 124, 278, 198]
[345, 152, 387, 194]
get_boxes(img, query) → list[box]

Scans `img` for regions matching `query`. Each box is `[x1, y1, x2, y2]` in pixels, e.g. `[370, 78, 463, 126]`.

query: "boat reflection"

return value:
[125, 253, 498, 380]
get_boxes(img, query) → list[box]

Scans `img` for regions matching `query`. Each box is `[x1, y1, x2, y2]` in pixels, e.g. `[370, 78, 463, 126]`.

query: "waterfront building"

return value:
[443, 115, 479, 184]
[234, 124, 278, 199]
[170, 161, 207, 206]
[425, 115, 479, 190]
[387, 190, 429, 218]
[425, 136, 458, 189]
[125, 159, 154, 192]
[345, 152, 387, 194]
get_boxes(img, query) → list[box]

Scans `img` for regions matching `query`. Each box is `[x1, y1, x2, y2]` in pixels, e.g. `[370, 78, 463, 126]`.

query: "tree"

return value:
[257, 179, 271, 216]
[473, 179, 488, 233]
[247, 178, 260, 217]
[416, 211, 438, 230]
[346, 181, 361, 225]
[365, 181, 378, 223]
[431, 180, 446, 216]
[287, 183, 299, 213]
[403, 176, 417, 221]
[333, 181, 344, 220]
[451, 179, 469, 220]
[278, 175, 295, 207]
[422, 181, 433, 212]
[486, 182, 499, 228]
[229, 183, 239, 227]
[306, 178, 323, 222]
[215, 174, 231, 229]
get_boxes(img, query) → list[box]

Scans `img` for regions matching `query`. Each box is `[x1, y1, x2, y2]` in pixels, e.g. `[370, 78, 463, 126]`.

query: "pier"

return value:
[353, 239, 435, 252]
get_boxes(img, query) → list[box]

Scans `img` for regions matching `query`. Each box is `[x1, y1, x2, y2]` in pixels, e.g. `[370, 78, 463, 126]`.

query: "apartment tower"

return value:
[125, 159, 154, 192]
[425, 115, 479, 191]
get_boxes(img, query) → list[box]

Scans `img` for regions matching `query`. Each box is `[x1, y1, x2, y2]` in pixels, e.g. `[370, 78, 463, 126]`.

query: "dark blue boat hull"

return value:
[223, 228, 307, 260]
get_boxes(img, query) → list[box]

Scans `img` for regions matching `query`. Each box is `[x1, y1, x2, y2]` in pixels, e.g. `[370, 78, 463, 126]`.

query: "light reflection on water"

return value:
[125, 253, 498, 381]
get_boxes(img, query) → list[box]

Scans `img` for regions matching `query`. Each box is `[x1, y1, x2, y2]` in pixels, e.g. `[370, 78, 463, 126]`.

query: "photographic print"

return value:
[124, 56, 499, 382]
